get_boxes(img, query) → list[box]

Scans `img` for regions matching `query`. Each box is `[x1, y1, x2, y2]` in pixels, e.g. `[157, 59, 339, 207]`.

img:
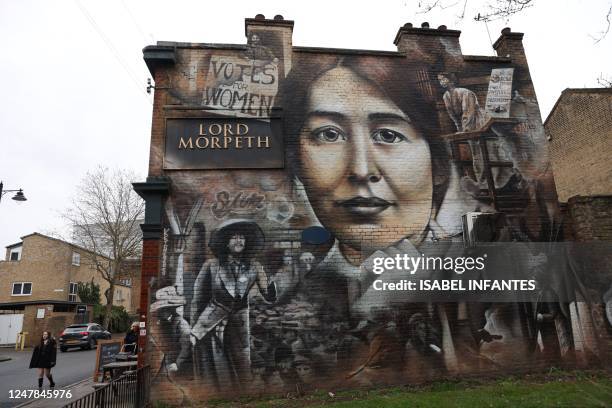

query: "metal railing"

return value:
[62, 365, 150, 408]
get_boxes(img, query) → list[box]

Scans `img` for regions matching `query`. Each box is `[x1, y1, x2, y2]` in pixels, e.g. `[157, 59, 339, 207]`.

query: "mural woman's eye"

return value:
[372, 129, 407, 144]
[312, 127, 346, 143]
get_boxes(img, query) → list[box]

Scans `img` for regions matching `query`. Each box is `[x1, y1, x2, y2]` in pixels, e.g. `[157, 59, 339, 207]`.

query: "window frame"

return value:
[71, 251, 81, 266]
[68, 282, 78, 302]
[9, 247, 22, 261]
[12, 281, 32, 296]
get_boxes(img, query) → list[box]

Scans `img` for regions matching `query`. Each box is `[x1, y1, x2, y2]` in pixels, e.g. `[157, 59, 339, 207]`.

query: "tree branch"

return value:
[61, 166, 144, 328]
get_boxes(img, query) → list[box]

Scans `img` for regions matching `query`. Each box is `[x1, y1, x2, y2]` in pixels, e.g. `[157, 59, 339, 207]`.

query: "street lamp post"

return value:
[0, 181, 27, 203]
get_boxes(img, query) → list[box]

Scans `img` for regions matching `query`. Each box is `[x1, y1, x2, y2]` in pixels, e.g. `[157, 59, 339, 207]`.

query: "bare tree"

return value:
[473, 0, 534, 22]
[63, 167, 144, 329]
[590, 3, 612, 44]
[416, 0, 611, 83]
[597, 73, 612, 87]
[416, 0, 611, 43]
[416, 0, 534, 21]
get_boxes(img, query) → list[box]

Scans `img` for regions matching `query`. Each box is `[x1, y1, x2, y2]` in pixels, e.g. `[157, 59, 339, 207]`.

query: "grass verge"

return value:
[191, 369, 612, 408]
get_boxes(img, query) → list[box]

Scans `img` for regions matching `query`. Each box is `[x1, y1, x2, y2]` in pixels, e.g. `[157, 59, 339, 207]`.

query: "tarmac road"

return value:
[0, 347, 97, 408]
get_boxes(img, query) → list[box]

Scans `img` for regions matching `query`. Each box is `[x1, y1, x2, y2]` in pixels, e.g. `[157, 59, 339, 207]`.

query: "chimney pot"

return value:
[273, 14, 284, 20]
[501, 27, 511, 35]
[421, 22, 430, 28]
[438, 25, 447, 30]
[403, 22, 413, 28]
[255, 14, 265, 20]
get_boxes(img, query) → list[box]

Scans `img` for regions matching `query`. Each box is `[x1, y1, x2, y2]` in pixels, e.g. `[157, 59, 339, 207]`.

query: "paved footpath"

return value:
[0, 347, 97, 408]
[15, 378, 94, 408]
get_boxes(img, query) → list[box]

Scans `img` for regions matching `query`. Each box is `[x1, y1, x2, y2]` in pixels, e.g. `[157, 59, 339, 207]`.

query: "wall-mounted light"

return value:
[146, 78, 155, 94]
[0, 181, 27, 204]
[147, 78, 171, 94]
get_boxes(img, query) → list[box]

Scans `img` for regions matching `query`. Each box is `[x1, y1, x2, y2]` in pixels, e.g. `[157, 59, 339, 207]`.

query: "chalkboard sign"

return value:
[93, 339, 123, 382]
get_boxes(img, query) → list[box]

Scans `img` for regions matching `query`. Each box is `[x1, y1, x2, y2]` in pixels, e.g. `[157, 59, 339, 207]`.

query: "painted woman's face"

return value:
[227, 234, 246, 254]
[298, 67, 433, 255]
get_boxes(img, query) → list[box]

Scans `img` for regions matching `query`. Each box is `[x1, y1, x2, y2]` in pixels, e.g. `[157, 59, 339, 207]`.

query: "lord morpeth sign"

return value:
[164, 117, 283, 169]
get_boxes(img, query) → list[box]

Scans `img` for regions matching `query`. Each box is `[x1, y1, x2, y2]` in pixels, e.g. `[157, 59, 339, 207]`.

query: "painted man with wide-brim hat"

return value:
[150, 286, 191, 374]
[190, 219, 276, 391]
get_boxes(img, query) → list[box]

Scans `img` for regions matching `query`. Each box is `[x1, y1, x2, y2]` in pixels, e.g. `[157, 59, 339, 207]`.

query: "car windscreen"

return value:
[64, 326, 88, 333]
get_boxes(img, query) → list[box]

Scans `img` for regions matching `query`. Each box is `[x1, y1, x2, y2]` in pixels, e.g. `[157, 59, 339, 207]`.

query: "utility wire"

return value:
[75, 0, 152, 104]
[484, 20, 494, 54]
[120, 0, 155, 44]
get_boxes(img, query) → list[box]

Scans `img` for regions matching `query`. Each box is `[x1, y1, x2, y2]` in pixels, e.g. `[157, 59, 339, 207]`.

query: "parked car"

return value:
[58, 323, 111, 352]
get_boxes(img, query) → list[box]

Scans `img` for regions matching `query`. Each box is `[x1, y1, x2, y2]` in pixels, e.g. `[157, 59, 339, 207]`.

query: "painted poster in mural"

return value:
[201, 56, 278, 117]
[485, 68, 514, 118]
[201, 32, 282, 117]
[146, 26, 612, 404]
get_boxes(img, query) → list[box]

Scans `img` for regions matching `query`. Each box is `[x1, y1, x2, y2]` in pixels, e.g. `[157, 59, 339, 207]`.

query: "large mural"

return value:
[145, 23, 612, 403]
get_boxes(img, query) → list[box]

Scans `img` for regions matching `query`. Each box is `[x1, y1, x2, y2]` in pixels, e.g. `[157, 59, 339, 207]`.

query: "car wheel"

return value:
[60, 347, 67, 352]
[88, 338, 95, 350]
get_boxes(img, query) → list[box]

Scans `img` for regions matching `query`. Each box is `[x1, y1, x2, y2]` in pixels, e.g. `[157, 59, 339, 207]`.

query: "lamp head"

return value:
[12, 190, 27, 202]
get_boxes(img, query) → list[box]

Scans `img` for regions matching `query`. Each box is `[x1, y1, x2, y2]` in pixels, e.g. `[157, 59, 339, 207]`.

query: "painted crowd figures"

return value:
[189, 220, 276, 390]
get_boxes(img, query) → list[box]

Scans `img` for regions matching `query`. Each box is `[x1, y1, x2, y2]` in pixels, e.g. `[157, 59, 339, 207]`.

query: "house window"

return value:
[12, 282, 32, 296]
[72, 252, 80, 266]
[9, 247, 21, 261]
[69, 282, 78, 302]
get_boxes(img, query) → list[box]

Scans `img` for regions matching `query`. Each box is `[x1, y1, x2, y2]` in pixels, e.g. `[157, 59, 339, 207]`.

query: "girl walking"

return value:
[29, 331, 57, 389]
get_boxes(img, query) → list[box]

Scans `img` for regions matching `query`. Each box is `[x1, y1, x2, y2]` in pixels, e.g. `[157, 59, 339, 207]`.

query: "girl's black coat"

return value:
[29, 340, 57, 369]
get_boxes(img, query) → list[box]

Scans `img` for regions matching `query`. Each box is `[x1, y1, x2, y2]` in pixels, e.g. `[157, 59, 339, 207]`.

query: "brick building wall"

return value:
[19, 305, 91, 348]
[120, 259, 142, 315]
[0, 233, 133, 311]
[1, 234, 98, 303]
[568, 195, 612, 242]
[134, 16, 610, 405]
[545, 88, 612, 203]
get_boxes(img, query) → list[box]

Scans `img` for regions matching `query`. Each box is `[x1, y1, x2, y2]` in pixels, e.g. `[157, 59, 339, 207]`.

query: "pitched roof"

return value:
[544, 87, 612, 127]
[4, 232, 111, 260]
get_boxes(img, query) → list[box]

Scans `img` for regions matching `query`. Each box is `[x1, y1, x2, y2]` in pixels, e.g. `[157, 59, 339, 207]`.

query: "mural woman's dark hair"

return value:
[208, 220, 265, 265]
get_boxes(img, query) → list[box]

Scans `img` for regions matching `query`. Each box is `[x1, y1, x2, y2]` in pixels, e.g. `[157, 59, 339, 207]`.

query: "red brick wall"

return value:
[137, 238, 160, 368]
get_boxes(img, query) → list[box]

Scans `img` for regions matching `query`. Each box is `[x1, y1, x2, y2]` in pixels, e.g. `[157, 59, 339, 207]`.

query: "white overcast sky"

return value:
[0, 0, 610, 249]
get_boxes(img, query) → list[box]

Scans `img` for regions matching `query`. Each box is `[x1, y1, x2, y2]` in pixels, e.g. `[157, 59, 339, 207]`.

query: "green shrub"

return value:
[77, 280, 101, 305]
[94, 304, 131, 333]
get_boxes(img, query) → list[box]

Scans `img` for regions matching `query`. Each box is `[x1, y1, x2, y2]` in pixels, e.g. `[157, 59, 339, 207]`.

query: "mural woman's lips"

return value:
[335, 196, 394, 216]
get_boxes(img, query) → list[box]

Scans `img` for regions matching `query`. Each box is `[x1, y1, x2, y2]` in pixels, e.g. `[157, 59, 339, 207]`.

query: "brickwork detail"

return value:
[546, 89, 612, 202]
